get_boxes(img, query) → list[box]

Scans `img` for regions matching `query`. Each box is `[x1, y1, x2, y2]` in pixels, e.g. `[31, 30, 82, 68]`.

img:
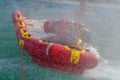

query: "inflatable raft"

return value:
[12, 10, 98, 74]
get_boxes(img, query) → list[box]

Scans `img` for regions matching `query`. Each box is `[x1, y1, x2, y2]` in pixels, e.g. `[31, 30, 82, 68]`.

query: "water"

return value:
[0, 0, 120, 80]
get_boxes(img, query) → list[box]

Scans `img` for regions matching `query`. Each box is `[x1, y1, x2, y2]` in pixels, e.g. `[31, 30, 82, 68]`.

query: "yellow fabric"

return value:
[20, 29, 32, 38]
[15, 15, 23, 20]
[64, 46, 71, 50]
[70, 49, 80, 64]
[18, 21, 25, 27]
[19, 40, 24, 48]
[64, 45, 86, 64]
[20, 29, 29, 35]
[22, 34, 32, 38]
[39, 40, 51, 44]
[80, 49, 85, 54]
[77, 39, 82, 45]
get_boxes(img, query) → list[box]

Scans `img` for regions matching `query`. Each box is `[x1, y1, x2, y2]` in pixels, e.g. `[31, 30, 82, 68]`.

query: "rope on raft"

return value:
[20, 47, 24, 80]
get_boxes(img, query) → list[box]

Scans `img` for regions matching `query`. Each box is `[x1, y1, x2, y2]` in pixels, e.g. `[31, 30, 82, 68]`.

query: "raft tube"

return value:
[12, 10, 98, 74]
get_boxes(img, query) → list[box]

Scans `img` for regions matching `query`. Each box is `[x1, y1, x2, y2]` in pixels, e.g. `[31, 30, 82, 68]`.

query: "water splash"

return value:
[84, 60, 120, 80]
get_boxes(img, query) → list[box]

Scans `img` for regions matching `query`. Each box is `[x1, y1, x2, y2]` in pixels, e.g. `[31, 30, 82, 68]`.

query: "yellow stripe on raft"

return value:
[64, 46, 71, 50]
[64, 45, 85, 64]
[70, 49, 80, 64]
[20, 29, 29, 35]
[19, 40, 24, 48]
[15, 15, 23, 20]
[20, 29, 32, 38]
[18, 21, 25, 27]
[39, 40, 51, 44]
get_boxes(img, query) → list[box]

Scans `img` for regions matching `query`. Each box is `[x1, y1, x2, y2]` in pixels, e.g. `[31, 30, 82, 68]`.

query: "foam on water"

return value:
[83, 45, 120, 80]
[83, 42, 120, 80]
[84, 60, 120, 80]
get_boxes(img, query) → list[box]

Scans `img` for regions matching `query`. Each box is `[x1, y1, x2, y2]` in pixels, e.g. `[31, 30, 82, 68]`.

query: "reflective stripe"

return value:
[46, 43, 54, 55]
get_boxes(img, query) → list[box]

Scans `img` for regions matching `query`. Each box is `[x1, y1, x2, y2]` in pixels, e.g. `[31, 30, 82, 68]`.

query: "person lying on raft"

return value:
[24, 18, 91, 49]
[24, 17, 100, 59]
[43, 19, 91, 49]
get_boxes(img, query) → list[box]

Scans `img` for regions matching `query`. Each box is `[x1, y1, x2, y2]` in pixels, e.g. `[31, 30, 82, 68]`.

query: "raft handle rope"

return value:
[20, 21, 23, 25]
[19, 40, 25, 80]
[16, 15, 23, 20]
[20, 47, 24, 80]
[46, 43, 54, 55]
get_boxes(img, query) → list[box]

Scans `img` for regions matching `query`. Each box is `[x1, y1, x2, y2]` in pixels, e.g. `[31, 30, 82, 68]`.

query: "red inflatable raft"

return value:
[12, 10, 98, 74]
